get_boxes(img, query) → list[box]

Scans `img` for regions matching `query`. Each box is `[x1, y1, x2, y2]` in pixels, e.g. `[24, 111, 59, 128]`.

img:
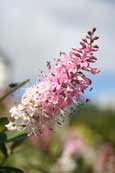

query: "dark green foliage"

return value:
[70, 104, 115, 143]
[0, 167, 24, 173]
[0, 118, 9, 127]
[0, 80, 29, 172]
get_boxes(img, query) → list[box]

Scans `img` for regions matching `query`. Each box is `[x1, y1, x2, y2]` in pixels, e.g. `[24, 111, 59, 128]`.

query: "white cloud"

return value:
[0, 0, 115, 81]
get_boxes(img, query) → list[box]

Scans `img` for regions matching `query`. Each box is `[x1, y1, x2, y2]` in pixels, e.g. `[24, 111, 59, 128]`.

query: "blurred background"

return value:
[0, 0, 115, 109]
[0, 0, 115, 173]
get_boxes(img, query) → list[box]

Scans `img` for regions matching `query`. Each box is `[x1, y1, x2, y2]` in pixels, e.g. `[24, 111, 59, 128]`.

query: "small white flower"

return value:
[77, 76, 83, 81]
[5, 122, 17, 131]
[58, 152, 77, 172]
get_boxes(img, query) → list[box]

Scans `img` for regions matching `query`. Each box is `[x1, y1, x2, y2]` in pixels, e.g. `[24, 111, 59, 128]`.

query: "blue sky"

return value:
[0, 0, 115, 108]
[86, 72, 115, 108]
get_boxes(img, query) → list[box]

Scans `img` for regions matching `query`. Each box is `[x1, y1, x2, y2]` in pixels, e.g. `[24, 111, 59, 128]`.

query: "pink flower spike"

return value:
[6, 28, 100, 135]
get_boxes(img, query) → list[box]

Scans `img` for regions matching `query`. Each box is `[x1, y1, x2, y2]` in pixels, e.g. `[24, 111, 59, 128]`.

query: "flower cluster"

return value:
[6, 28, 100, 135]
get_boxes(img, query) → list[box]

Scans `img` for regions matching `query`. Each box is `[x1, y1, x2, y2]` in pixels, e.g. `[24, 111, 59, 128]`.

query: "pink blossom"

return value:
[6, 28, 100, 135]
[64, 136, 84, 156]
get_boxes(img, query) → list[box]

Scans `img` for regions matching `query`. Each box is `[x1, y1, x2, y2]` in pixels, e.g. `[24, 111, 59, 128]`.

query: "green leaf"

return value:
[10, 140, 24, 153]
[0, 118, 9, 126]
[0, 133, 7, 143]
[0, 131, 27, 143]
[0, 143, 8, 157]
[0, 167, 24, 173]
[0, 79, 30, 102]
[6, 132, 27, 143]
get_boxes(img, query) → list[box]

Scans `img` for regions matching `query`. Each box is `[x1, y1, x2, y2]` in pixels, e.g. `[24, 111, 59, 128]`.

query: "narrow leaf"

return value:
[0, 132, 7, 142]
[0, 167, 24, 173]
[0, 79, 30, 102]
[6, 133, 27, 143]
[0, 143, 8, 157]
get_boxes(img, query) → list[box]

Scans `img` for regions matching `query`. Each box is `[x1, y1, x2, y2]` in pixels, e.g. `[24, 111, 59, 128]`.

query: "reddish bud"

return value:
[88, 31, 92, 36]
[46, 61, 51, 70]
[73, 52, 81, 58]
[77, 50, 83, 53]
[92, 49, 98, 51]
[72, 48, 77, 51]
[60, 52, 66, 56]
[91, 39, 94, 44]
[92, 27, 96, 33]
[87, 56, 97, 63]
[93, 45, 99, 49]
[80, 42, 86, 46]
[93, 36, 99, 40]
[82, 38, 88, 43]
[80, 42, 86, 49]
[86, 35, 90, 39]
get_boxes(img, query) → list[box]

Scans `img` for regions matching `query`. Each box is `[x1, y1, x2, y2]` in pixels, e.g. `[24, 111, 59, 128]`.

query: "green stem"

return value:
[0, 79, 30, 102]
